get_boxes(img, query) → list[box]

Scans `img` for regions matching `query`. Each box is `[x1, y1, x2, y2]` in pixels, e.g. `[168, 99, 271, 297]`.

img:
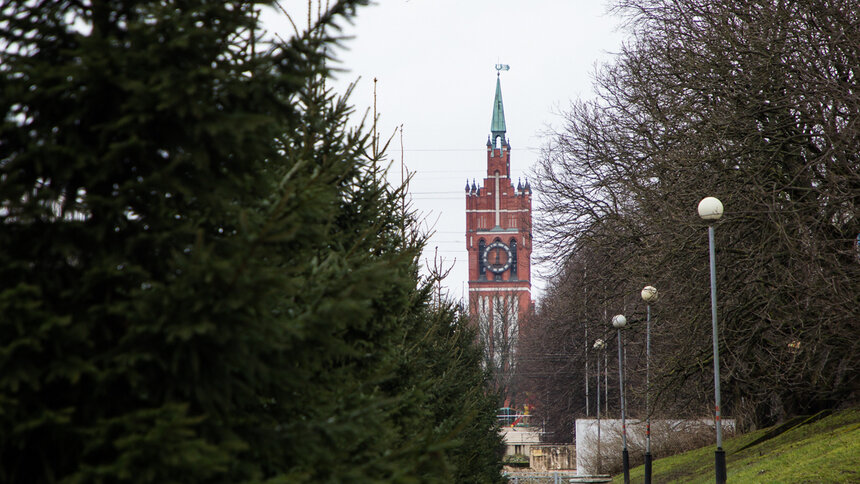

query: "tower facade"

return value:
[465, 73, 532, 400]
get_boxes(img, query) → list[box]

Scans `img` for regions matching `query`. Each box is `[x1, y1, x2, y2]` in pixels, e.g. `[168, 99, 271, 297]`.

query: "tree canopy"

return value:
[525, 0, 859, 437]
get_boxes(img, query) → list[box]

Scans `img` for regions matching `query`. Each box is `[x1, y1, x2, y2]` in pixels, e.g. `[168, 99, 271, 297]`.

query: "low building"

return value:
[500, 426, 541, 457]
[529, 444, 576, 471]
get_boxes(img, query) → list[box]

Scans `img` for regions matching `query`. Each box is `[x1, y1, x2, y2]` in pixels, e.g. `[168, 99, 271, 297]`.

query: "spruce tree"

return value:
[1, 1, 503, 482]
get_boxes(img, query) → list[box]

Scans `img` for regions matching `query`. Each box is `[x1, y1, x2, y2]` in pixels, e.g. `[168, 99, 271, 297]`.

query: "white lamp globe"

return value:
[593, 338, 605, 349]
[641, 285, 659, 303]
[612, 314, 627, 329]
[698, 197, 724, 220]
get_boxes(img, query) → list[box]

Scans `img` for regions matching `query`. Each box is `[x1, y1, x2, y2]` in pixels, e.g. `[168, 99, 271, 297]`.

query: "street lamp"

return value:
[612, 314, 630, 484]
[641, 285, 658, 484]
[593, 338, 606, 474]
[698, 196, 727, 484]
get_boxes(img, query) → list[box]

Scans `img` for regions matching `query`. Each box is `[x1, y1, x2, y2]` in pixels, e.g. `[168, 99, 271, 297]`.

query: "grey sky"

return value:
[262, 1, 626, 303]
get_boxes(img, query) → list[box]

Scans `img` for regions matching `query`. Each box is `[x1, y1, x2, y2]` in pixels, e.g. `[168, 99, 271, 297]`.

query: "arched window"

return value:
[478, 239, 487, 280]
[510, 238, 518, 279]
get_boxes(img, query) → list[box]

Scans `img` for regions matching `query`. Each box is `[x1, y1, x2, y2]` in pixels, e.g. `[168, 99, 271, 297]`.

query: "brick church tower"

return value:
[465, 70, 532, 401]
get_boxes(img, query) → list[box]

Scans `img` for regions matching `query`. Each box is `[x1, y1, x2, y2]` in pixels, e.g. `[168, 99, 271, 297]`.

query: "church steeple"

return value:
[466, 64, 532, 410]
[490, 73, 507, 146]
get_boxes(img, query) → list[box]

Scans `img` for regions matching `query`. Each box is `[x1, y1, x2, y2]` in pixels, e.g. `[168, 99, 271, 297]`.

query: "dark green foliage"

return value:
[0, 1, 502, 482]
[386, 299, 506, 483]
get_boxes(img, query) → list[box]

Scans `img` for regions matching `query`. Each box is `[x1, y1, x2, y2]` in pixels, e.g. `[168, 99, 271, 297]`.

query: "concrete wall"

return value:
[575, 418, 736, 475]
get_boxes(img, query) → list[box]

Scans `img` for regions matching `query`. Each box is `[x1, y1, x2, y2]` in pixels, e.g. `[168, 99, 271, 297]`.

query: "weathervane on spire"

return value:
[490, 64, 508, 143]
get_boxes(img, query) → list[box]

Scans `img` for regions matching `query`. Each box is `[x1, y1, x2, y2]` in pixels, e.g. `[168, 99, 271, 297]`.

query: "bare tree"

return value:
[470, 289, 525, 406]
[517, 254, 638, 442]
[532, 0, 860, 429]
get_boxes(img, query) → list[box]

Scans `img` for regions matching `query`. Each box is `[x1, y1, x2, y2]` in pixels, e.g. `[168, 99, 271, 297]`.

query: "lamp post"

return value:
[604, 341, 608, 416]
[698, 196, 726, 484]
[593, 338, 606, 474]
[586, 326, 590, 416]
[641, 285, 658, 484]
[612, 314, 629, 484]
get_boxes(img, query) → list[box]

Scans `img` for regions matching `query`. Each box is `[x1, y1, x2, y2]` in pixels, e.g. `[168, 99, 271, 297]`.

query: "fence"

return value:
[504, 473, 610, 484]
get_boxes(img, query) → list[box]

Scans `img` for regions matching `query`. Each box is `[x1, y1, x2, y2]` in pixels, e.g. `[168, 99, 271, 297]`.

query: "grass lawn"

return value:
[612, 407, 860, 483]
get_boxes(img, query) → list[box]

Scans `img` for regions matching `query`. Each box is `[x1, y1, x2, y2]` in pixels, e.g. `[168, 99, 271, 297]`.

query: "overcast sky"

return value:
[262, 1, 627, 304]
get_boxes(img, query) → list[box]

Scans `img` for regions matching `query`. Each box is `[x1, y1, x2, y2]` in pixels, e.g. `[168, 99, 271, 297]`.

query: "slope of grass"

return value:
[613, 407, 860, 483]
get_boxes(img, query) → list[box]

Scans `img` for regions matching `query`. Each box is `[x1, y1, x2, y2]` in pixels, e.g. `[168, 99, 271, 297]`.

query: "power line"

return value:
[410, 191, 471, 195]
[401, 147, 542, 152]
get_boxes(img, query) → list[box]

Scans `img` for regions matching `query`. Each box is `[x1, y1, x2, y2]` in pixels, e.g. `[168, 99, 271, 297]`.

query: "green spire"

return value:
[490, 73, 506, 142]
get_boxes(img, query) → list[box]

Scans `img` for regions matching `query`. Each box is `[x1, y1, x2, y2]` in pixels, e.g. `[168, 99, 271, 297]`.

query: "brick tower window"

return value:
[478, 239, 487, 280]
[510, 238, 518, 279]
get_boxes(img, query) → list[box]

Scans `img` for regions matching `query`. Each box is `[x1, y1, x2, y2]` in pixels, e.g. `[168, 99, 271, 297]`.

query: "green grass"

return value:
[612, 408, 860, 483]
